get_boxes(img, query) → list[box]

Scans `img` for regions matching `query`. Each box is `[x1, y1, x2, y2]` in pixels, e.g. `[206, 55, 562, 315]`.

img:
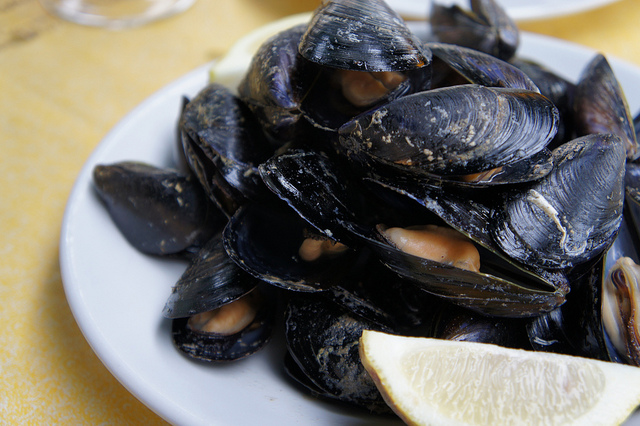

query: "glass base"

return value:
[39, 0, 196, 29]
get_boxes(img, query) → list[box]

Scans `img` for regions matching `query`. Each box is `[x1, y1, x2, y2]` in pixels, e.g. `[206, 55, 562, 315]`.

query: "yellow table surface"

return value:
[2, 0, 640, 423]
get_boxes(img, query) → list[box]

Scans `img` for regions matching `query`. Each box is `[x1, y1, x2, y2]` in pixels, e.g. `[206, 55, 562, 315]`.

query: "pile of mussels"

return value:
[92, 0, 640, 414]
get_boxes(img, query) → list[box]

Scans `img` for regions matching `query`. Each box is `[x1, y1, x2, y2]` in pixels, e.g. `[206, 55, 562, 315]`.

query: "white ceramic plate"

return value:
[389, 0, 623, 21]
[60, 19, 640, 426]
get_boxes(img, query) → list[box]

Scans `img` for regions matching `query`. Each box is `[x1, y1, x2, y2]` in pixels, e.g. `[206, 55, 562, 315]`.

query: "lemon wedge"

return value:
[209, 12, 311, 90]
[359, 330, 640, 426]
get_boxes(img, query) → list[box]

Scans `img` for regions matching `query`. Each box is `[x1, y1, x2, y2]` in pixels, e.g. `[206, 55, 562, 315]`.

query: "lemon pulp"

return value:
[360, 330, 640, 426]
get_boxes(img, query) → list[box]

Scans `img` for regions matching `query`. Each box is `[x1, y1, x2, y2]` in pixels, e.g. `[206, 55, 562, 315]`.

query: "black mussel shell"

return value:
[223, 201, 358, 292]
[93, 161, 222, 256]
[179, 83, 273, 209]
[493, 133, 626, 270]
[428, 42, 539, 92]
[299, 0, 430, 72]
[163, 232, 258, 318]
[430, 0, 519, 61]
[449, 149, 553, 188]
[339, 84, 558, 176]
[237, 24, 307, 145]
[180, 130, 242, 216]
[174, 96, 192, 173]
[255, 148, 561, 317]
[625, 165, 640, 242]
[511, 58, 576, 149]
[432, 303, 531, 349]
[526, 308, 575, 353]
[259, 149, 367, 245]
[626, 162, 640, 211]
[325, 252, 444, 332]
[171, 285, 276, 362]
[574, 54, 639, 160]
[528, 254, 611, 360]
[361, 147, 554, 189]
[284, 292, 392, 413]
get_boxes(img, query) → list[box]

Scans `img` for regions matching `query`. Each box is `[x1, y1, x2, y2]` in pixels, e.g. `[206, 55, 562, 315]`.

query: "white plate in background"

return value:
[389, 0, 623, 21]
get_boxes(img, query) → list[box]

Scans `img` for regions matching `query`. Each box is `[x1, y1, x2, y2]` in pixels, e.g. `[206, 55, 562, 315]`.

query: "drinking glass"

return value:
[39, 0, 196, 29]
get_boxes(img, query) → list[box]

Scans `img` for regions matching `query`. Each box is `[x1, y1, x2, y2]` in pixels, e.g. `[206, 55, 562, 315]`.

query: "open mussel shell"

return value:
[165, 232, 277, 362]
[574, 54, 639, 160]
[299, 0, 430, 72]
[92, 161, 223, 257]
[171, 284, 277, 362]
[362, 171, 572, 304]
[344, 221, 566, 318]
[223, 201, 359, 292]
[258, 149, 373, 245]
[338, 84, 559, 176]
[365, 172, 571, 299]
[179, 83, 274, 211]
[297, 62, 430, 132]
[493, 133, 626, 270]
[601, 214, 640, 365]
[602, 256, 640, 365]
[295, 0, 432, 132]
[427, 42, 539, 92]
[163, 232, 258, 318]
[284, 292, 392, 413]
[237, 24, 307, 145]
[429, 0, 519, 61]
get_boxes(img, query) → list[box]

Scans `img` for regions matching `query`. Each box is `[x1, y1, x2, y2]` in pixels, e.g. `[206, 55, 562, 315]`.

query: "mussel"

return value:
[237, 24, 307, 145]
[179, 83, 274, 214]
[338, 84, 558, 176]
[299, 0, 429, 72]
[493, 133, 626, 270]
[429, 0, 519, 61]
[295, 0, 432, 131]
[603, 256, 640, 365]
[165, 233, 277, 361]
[93, 161, 223, 256]
[284, 292, 392, 413]
[573, 54, 639, 160]
[427, 42, 539, 92]
[510, 58, 576, 149]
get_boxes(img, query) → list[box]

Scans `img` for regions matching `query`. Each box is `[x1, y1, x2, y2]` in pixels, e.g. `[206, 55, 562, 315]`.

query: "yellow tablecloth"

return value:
[1, 0, 639, 423]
